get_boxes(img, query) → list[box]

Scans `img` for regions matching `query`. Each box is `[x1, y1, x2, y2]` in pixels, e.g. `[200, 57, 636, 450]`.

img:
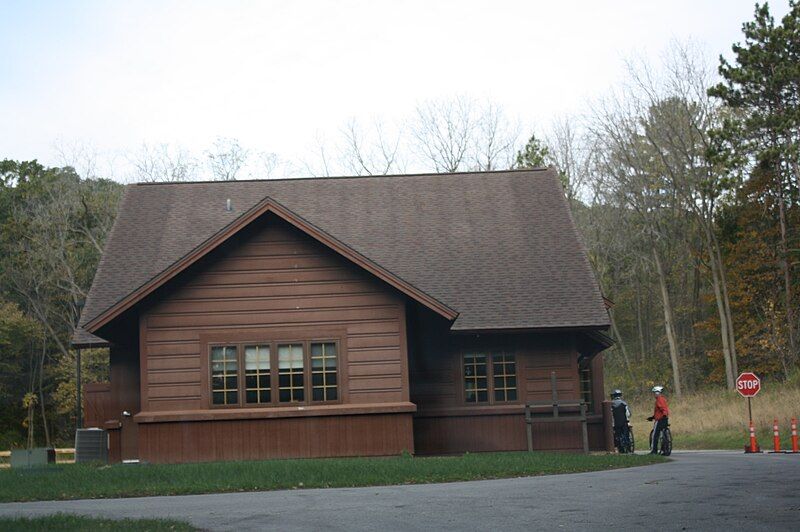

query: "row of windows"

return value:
[211, 341, 338, 406]
[461, 353, 594, 411]
[210, 347, 590, 409]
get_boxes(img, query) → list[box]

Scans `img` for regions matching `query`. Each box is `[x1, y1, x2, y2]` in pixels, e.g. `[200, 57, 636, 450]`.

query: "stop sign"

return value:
[736, 372, 761, 397]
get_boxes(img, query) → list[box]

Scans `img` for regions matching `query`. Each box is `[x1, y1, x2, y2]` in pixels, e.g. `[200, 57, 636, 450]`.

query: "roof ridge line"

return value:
[132, 167, 554, 186]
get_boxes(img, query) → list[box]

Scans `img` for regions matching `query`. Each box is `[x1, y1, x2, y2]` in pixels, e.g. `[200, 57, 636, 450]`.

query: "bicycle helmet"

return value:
[610, 389, 623, 398]
[651, 385, 664, 394]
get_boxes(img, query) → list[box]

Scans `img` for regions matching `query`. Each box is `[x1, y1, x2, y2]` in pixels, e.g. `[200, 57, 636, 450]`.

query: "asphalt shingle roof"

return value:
[74, 168, 609, 344]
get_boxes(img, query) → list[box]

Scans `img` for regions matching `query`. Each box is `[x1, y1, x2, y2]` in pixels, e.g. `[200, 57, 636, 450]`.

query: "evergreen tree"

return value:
[514, 134, 550, 169]
[708, 1, 800, 369]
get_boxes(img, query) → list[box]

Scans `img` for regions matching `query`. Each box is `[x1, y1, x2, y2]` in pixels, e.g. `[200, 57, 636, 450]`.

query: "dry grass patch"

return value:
[628, 384, 800, 449]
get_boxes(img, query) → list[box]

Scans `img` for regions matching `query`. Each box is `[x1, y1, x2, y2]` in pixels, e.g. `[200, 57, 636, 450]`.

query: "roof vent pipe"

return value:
[226, 198, 232, 212]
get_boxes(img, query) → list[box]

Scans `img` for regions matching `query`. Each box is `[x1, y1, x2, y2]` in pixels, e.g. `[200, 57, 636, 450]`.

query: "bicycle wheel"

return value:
[628, 427, 635, 453]
[661, 428, 672, 456]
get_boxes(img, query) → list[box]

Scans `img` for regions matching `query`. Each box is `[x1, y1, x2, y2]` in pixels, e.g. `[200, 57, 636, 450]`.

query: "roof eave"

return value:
[449, 323, 612, 335]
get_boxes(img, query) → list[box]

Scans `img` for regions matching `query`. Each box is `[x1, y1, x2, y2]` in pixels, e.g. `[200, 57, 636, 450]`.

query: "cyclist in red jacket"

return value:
[647, 385, 670, 454]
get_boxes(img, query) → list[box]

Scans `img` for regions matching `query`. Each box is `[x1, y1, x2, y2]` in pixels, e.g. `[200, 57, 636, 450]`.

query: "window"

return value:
[211, 346, 238, 405]
[245, 344, 271, 404]
[579, 358, 594, 413]
[278, 343, 304, 403]
[311, 342, 338, 401]
[209, 339, 339, 408]
[492, 353, 517, 402]
[463, 354, 488, 403]
[463, 351, 517, 404]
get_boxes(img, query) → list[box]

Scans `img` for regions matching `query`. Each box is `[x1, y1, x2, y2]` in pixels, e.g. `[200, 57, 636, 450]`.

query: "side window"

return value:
[311, 342, 338, 401]
[463, 354, 488, 403]
[463, 352, 517, 404]
[244, 344, 271, 404]
[211, 345, 239, 405]
[492, 353, 517, 402]
[579, 358, 594, 413]
[278, 343, 305, 403]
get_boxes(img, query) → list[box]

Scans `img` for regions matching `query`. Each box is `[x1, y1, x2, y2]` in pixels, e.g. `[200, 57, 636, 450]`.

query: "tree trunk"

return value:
[703, 222, 735, 389]
[610, 309, 633, 377]
[711, 229, 739, 377]
[636, 291, 646, 362]
[653, 246, 682, 396]
[38, 340, 52, 448]
[777, 178, 797, 363]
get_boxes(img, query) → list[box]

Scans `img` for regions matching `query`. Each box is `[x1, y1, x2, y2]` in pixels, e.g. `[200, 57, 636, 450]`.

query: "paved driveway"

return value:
[1, 451, 798, 531]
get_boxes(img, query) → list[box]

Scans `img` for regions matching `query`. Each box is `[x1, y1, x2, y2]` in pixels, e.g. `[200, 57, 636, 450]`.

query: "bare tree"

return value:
[254, 151, 285, 179]
[53, 139, 101, 180]
[625, 41, 739, 389]
[302, 132, 334, 178]
[545, 116, 596, 202]
[590, 91, 686, 396]
[471, 102, 520, 171]
[411, 96, 474, 172]
[206, 137, 249, 181]
[411, 96, 520, 173]
[128, 143, 197, 183]
[340, 118, 404, 176]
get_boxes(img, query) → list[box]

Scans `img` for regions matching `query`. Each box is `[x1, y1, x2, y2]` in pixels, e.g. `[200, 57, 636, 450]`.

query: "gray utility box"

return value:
[75, 428, 109, 463]
[10, 447, 56, 468]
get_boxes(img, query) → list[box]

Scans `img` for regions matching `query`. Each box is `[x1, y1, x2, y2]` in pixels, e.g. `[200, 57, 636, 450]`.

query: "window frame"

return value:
[578, 356, 594, 414]
[207, 337, 342, 409]
[460, 349, 520, 405]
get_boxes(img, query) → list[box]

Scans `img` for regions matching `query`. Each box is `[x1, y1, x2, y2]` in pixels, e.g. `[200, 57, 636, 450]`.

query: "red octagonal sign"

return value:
[736, 372, 761, 397]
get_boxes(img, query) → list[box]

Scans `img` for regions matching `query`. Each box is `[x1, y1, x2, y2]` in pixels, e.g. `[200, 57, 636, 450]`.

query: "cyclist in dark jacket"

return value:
[610, 389, 632, 452]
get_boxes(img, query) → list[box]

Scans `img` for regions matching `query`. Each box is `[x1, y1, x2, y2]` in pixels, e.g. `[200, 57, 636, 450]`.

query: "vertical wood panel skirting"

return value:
[413, 414, 607, 455]
[138, 413, 414, 463]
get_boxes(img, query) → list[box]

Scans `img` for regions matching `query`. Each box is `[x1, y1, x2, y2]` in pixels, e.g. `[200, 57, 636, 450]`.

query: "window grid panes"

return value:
[211, 345, 238, 405]
[579, 359, 593, 413]
[244, 344, 271, 404]
[278, 343, 305, 403]
[492, 353, 517, 402]
[311, 342, 338, 402]
[463, 354, 488, 403]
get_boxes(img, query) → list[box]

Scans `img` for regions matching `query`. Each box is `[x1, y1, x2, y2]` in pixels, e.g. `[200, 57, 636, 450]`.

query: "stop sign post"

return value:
[737, 372, 761, 424]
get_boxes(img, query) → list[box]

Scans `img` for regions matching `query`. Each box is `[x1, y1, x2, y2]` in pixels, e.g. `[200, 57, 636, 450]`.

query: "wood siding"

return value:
[139, 214, 408, 414]
[138, 413, 414, 463]
[414, 415, 608, 454]
[408, 307, 611, 454]
[82, 382, 113, 430]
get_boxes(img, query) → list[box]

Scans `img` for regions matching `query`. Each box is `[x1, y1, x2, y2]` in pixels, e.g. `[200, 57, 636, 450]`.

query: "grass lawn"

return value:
[0, 514, 195, 531]
[0, 451, 665, 503]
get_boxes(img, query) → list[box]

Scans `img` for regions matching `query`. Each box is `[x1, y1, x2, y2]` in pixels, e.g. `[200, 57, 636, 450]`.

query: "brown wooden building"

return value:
[74, 168, 614, 463]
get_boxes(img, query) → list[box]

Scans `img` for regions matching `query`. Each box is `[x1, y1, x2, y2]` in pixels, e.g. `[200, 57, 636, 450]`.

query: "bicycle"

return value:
[614, 424, 635, 454]
[648, 422, 672, 456]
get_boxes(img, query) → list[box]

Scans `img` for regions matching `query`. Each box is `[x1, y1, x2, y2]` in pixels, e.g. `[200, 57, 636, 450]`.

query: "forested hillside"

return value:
[0, 2, 797, 448]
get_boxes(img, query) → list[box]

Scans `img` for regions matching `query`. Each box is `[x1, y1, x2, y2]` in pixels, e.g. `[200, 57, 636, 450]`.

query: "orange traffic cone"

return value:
[771, 418, 781, 453]
[791, 418, 798, 454]
[745, 420, 761, 453]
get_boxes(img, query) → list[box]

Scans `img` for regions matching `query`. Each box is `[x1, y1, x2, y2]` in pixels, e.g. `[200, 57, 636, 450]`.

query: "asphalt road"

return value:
[0, 451, 798, 531]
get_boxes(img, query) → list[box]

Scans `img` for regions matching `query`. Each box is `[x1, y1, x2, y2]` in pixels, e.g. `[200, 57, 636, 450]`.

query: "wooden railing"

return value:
[524, 372, 589, 453]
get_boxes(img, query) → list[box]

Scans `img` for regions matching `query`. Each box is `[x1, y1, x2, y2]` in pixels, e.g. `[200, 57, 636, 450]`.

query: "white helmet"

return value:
[651, 385, 664, 394]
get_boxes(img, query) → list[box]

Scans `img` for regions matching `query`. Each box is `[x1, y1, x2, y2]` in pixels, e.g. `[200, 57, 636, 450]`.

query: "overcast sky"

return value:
[0, 0, 792, 180]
